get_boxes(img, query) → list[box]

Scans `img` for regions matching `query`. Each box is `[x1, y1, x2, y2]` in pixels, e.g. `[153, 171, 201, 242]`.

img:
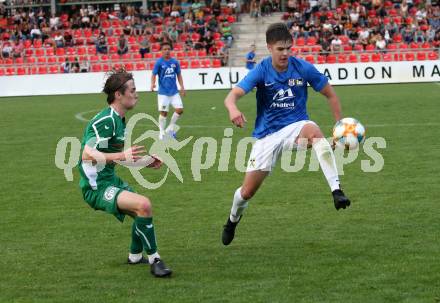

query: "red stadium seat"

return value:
[360, 54, 370, 62]
[186, 50, 196, 58]
[421, 42, 431, 49]
[337, 54, 347, 63]
[151, 43, 160, 52]
[326, 55, 336, 64]
[190, 60, 200, 68]
[365, 44, 375, 51]
[38, 66, 48, 74]
[110, 54, 119, 61]
[91, 64, 102, 72]
[130, 45, 140, 53]
[15, 57, 24, 64]
[317, 55, 326, 64]
[147, 61, 156, 70]
[46, 48, 54, 56]
[56, 48, 65, 56]
[17, 67, 26, 75]
[27, 57, 36, 64]
[213, 32, 221, 41]
[382, 53, 392, 61]
[348, 54, 358, 63]
[132, 53, 142, 60]
[101, 55, 109, 61]
[200, 59, 211, 68]
[296, 37, 305, 46]
[49, 66, 59, 74]
[109, 46, 118, 54]
[135, 62, 146, 70]
[144, 53, 153, 59]
[128, 36, 136, 44]
[428, 52, 439, 60]
[212, 59, 222, 68]
[87, 46, 97, 55]
[0, 68, 4, 76]
[77, 47, 86, 55]
[38, 57, 46, 64]
[33, 40, 43, 48]
[306, 37, 317, 46]
[6, 67, 15, 76]
[371, 53, 381, 62]
[405, 53, 415, 61]
[179, 60, 189, 69]
[25, 49, 34, 57]
[416, 52, 427, 60]
[35, 49, 45, 57]
[305, 55, 315, 64]
[121, 53, 131, 60]
[197, 50, 207, 57]
[47, 57, 57, 63]
[125, 63, 134, 71]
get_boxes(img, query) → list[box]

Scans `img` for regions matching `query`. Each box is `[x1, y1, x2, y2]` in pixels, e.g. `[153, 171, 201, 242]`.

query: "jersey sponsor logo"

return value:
[270, 102, 295, 109]
[164, 67, 175, 78]
[103, 186, 118, 202]
[272, 88, 294, 101]
[146, 224, 153, 228]
[104, 125, 110, 130]
[264, 82, 275, 87]
[248, 158, 256, 168]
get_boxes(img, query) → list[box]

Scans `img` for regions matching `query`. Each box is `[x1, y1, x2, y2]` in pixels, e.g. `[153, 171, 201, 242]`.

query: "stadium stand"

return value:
[0, 0, 439, 76]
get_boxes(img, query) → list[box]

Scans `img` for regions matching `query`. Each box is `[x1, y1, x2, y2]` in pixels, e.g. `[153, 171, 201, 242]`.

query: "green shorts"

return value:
[81, 177, 135, 222]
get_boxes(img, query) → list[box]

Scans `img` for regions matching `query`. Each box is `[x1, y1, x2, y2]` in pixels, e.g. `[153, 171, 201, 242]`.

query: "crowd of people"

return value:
[282, 0, 439, 55]
[0, 0, 439, 74]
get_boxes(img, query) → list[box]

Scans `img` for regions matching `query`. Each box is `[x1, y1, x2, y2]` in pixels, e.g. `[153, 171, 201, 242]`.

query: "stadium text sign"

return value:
[0, 60, 439, 97]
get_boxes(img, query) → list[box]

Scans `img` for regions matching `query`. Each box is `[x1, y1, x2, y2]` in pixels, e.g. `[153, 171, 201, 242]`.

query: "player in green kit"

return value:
[78, 69, 172, 278]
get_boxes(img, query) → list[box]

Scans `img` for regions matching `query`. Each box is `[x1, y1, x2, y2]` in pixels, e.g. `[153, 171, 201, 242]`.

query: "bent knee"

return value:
[175, 109, 183, 115]
[136, 197, 152, 216]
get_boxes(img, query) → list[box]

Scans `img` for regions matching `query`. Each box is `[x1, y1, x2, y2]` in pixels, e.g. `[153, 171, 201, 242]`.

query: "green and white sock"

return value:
[134, 216, 158, 255]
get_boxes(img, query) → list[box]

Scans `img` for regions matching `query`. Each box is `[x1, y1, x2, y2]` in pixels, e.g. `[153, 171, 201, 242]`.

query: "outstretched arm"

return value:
[320, 83, 342, 122]
[224, 86, 247, 128]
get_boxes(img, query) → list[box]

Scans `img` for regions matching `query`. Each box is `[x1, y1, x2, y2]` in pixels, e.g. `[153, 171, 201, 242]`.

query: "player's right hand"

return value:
[122, 145, 145, 161]
[230, 110, 247, 128]
[150, 84, 156, 91]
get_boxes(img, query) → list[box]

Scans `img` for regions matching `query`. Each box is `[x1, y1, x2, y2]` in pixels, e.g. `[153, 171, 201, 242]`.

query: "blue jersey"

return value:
[246, 51, 256, 69]
[237, 56, 328, 139]
[153, 57, 181, 96]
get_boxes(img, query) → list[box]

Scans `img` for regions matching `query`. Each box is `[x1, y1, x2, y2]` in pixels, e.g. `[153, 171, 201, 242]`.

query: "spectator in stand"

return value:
[61, 57, 71, 73]
[54, 31, 65, 48]
[212, 0, 222, 17]
[91, 15, 100, 30]
[203, 30, 214, 54]
[250, 0, 261, 19]
[117, 34, 129, 55]
[184, 35, 194, 51]
[64, 31, 74, 47]
[96, 32, 108, 54]
[358, 25, 370, 47]
[330, 35, 342, 53]
[375, 33, 387, 52]
[207, 16, 218, 33]
[30, 24, 42, 41]
[168, 24, 179, 43]
[80, 60, 90, 73]
[290, 22, 300, 40]
[49, 13, 60, 31]
[401, 25, 414, 43]
[400, 0, 409, 17]
[261, 0, 272, 16]
[319, 36, 331, 56]
[221, 21, 234, 48]
[71, 57, 80, 73]
[219, 44, 229, 66]
[11, 39, 23, 59]
[414, 25, 425, 43]
[158, 32, 173, 48]
[426, 25, 436, 42]
[245, 44, 256, 70]
[1, 41, 12, 58]
[227, 0, 238, 15]
[192, 0, 203, 15]
[139, 35, 151, 58]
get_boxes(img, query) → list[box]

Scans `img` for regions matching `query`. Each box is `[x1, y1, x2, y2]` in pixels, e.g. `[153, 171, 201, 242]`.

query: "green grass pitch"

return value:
[1, 83, 439, 302]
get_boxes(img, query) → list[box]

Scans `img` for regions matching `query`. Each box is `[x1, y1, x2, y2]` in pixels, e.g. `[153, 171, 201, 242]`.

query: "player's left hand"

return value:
[180, 89, 186, 97]
[147, 154, 163, 169]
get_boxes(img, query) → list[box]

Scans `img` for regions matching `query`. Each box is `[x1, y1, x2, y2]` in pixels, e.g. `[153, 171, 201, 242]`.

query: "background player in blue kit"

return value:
[151, 42, 186, 140]
[222, 23, 351, 245]
[245, 44, 257, 70]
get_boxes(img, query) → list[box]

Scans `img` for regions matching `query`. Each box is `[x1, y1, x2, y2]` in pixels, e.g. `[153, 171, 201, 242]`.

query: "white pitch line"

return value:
[74, 109, 100, 122]
[74, 110, 440, 128]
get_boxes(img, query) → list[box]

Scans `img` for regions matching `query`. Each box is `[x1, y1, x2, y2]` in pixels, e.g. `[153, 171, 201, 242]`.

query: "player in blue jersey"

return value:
[245, 44, 257, 70]
[151, 42, 186, 140]
[222, 23, 351, 245]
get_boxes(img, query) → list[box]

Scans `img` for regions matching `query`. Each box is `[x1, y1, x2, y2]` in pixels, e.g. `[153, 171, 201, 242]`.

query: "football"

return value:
[332, 117, 366, 150]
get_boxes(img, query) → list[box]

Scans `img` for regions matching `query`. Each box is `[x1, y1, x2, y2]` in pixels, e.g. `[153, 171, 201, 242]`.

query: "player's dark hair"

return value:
[266, 23, 292, 45]
[161, 42, 171, 49]
[102, 68, 133, 104]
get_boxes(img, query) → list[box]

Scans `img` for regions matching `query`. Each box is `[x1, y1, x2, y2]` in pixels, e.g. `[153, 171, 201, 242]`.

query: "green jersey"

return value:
[79, 107, 126, 191]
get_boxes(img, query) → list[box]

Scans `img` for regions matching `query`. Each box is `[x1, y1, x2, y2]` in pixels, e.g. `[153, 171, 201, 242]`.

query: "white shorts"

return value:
[158, 93, 183, 112]
[246, 120, 317, 172]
